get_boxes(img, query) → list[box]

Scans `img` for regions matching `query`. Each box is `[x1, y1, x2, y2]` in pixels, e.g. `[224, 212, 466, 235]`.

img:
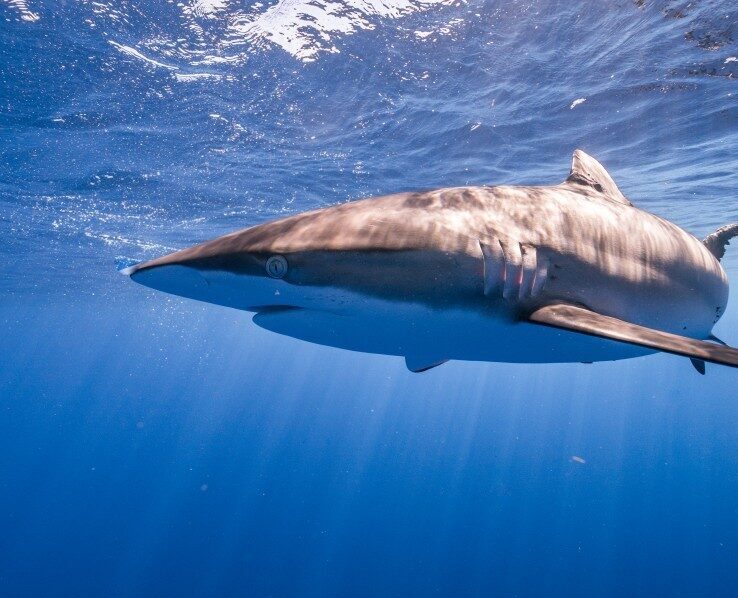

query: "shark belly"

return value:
[252, 296, 653, 365]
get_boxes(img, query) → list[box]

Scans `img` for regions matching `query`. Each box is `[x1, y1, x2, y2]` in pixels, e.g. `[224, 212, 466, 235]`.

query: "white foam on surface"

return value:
[3, 0, 39, 22]
[191, 0, 229, 19]
[224, 0, 456, 62]
[174, 72, 223, 82]
[108, 40, 180, 71]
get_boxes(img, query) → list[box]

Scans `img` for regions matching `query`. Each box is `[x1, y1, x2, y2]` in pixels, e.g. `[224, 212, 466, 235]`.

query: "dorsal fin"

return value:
[565, 150, 632, 206]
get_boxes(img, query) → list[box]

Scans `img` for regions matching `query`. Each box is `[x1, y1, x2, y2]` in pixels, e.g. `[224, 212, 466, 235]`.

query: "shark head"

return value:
[122, 225, 339, 313]
[121, 198, 483, 316]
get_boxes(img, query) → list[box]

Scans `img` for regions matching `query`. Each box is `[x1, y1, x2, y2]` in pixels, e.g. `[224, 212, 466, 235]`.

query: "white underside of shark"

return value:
[133, 263, 652, 372]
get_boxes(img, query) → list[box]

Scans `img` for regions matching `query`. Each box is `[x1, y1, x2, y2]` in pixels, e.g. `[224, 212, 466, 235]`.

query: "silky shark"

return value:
[122, 150, 738, 373]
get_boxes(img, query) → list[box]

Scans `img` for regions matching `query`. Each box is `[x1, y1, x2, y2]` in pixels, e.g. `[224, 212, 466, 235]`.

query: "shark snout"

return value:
[127, 263, 211, 299]
[123, 253, 298, 312]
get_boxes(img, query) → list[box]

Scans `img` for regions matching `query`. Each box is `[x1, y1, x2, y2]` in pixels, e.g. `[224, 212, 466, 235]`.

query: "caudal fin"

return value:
[703, 223, 738, 261]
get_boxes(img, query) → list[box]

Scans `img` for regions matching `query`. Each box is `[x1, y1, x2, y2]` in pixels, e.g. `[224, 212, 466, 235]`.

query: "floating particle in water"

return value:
[571, 455, 586, 464]
[570, 98, 586, 109]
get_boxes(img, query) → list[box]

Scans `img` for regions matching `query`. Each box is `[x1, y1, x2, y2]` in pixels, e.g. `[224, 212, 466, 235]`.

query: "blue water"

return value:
[2, 1, 738, 595]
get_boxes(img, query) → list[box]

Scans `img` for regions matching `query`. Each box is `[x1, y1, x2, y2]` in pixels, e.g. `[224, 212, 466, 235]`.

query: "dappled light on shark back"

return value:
[123, 150, 738, 374]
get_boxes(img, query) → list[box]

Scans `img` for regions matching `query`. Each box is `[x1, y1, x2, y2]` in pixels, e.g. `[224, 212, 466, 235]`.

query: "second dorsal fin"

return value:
[565, 149, 632, 206]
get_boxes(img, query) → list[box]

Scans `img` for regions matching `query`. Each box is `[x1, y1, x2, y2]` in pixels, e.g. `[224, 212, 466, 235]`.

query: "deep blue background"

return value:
[2, 1, 738, 595]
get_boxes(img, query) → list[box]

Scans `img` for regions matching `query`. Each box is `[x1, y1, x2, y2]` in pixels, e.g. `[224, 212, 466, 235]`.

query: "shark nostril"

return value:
[266, 255, 288, 278]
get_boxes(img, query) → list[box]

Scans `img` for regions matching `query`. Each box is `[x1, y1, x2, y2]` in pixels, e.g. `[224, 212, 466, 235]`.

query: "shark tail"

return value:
[703, 223, 738, 261]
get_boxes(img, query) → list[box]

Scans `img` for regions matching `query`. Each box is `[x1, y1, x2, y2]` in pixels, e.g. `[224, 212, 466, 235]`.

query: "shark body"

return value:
[124, 151, 738, 372]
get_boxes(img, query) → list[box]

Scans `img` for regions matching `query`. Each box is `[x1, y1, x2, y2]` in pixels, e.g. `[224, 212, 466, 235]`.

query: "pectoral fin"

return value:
[528, 304, 738, 369]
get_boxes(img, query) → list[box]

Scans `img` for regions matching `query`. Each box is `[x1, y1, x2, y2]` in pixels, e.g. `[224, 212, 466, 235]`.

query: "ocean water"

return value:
[2, 0, 738, 595]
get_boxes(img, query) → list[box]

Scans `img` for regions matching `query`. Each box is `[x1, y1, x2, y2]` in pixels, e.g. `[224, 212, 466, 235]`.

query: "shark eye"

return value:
[265, 255, 288, 279]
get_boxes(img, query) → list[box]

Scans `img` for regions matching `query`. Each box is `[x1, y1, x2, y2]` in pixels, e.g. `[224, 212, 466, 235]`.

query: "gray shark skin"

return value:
[122, 150, 738, 372]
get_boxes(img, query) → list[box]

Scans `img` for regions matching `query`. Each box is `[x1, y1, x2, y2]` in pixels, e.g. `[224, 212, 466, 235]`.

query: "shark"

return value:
[122, 150, 738, 373]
